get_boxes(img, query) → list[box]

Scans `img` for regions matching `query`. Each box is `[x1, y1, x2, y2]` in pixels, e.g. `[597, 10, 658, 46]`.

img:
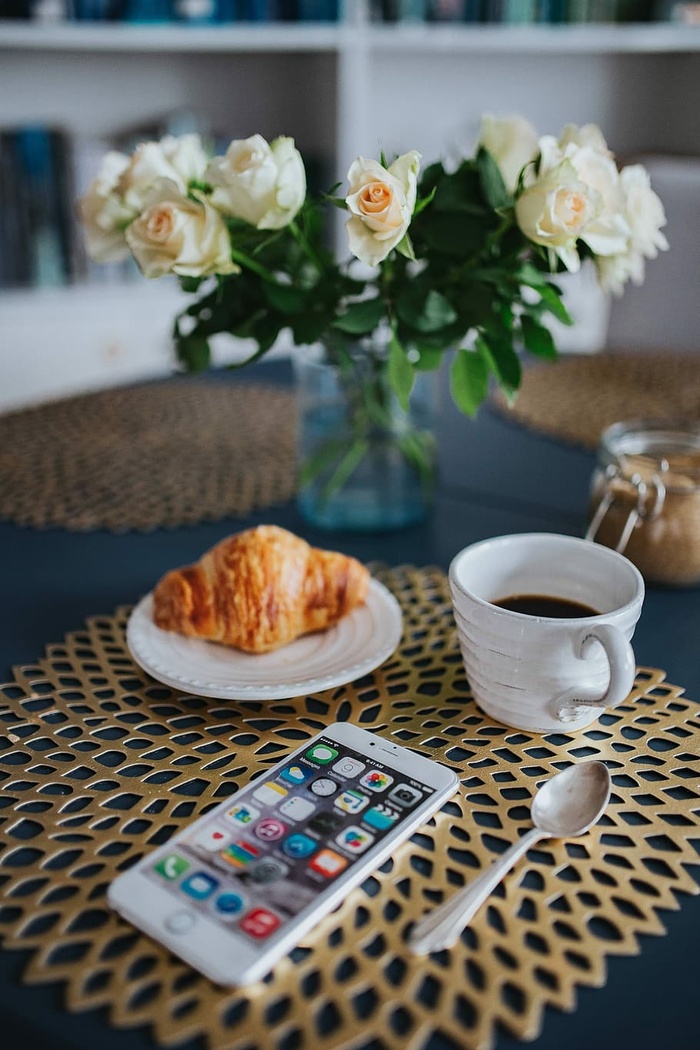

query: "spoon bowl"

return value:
[531, 761, 611, 838]
[409, 761, 611, 955]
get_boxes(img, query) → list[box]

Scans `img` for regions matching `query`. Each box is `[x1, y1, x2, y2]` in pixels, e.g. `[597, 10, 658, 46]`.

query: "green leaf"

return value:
[332, 297, 385, 335]
[450, 348, 489, 417]
[475, 333, 521, 398]
[178, 275, 204, 294]
[476, 147, 511, 210]
[395, 232, 416, 262]
[521, 315, 558, 360]
[413, 186, 437, 218]
[537, 282, 573, 325]
[387, 335, 415, 412]
[412, 346, 443, 371]
[263, 282, 308, 314]
[418, 212, 486, 258]
[290, 309, 335, 345]
[176, 335, 210, 373]
[517, 262, 551, 289]
[397, 288, 457, 334]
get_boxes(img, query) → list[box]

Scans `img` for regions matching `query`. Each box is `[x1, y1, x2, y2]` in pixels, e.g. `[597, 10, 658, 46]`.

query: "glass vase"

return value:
[294, 340, 438, 532]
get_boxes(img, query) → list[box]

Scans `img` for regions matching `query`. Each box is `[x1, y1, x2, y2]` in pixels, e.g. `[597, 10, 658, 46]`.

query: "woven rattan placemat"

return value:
[492, 351, 700, 450]
[0, 565, 698, 1050]
[0, 379, 297, 532]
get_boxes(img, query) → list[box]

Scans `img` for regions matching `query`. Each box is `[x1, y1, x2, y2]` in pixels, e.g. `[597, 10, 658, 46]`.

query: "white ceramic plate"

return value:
[126, 579, 403, 701]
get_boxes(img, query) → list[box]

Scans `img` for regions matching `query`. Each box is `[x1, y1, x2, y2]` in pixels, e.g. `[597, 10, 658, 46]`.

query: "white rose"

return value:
[345, 150, 421, 267]
[558, 122, 612, 157]
[124, 179, 239, 279]
[536, 135, 630, 258]
[596, 164, 669, 296]
[118, 133, 209, 213]
[206, 134, 306, 229]
[620, 163, 669, 259]
[479, 113, 538, 193]
[77, 149, 134, 262]
[515, 157, 598, 272]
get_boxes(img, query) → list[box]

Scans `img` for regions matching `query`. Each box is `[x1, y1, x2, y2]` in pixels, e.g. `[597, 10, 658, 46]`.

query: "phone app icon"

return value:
[214, 891, 246, 916]
[364, 803, 400, 831]
[225, 803, 259, 826]
[279, 796, 316, 822]
[181, 871, 218, 900]
[154, 854, 189, 881]
[332, 756, 366, 779]
[306, 744, 339, 765]
[193, 825, 229, 852]
[240, 907, 281, 940]
[280, 763, 314, 786]
[335, 825, 375, 854]
[334, 788, 369, 815]
[308, 810, 343, 836]
[309, 849, 348, 878]
[360, 769, 394, 793]
[221, 839, 260, 868]
[253, 781, 288, 806]
[388, 783, 424, 808]
[310, 777, 338, 798]
[249, 858, 288, 884]
[254, 817, 287, 842]
[282, 833, 318, 859]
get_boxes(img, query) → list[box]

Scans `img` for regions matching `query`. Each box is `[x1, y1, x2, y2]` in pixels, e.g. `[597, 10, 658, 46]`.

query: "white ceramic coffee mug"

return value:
[449, 533, 645, 734]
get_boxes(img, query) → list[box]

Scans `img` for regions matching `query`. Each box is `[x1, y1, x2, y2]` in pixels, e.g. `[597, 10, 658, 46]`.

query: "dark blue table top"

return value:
[1, 360, 698, 1050]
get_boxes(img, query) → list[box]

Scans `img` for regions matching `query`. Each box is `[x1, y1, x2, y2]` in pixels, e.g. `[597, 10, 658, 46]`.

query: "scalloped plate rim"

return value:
[126, 579, 403, 701]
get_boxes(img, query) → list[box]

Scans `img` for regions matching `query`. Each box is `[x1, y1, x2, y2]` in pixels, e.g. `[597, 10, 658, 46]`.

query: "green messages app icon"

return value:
[154, 854, 190, 881]
[307, 744, 338, 765]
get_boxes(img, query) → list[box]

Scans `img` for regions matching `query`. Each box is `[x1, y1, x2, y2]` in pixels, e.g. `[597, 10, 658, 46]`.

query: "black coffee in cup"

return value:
[493, 594, 600, 618]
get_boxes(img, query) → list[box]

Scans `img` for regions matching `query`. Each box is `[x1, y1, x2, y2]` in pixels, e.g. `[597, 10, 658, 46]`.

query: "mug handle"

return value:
[553, 624, 636, 724]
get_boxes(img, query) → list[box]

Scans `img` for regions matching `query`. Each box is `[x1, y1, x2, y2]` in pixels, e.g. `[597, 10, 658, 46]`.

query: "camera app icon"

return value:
[387, 783, 423, 808]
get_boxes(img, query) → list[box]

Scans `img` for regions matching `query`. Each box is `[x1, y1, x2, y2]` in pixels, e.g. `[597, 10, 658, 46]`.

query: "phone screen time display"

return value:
[146, 737, 434, 942]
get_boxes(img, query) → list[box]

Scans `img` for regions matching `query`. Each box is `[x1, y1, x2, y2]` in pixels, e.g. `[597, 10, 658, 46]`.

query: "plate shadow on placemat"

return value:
[491, 350, 700, 450]
[0, 378, 298, 533]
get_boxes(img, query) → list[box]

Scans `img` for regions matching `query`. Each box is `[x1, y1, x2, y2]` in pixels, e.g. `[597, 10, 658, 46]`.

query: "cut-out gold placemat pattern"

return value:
[0, 564, 698, 1050]
[0, 379, 297, 532]
[492, 350, 700, 450]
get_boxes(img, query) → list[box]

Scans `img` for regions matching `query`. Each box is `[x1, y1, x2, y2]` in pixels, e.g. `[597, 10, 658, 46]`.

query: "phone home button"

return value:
[165, 910, 196, 935]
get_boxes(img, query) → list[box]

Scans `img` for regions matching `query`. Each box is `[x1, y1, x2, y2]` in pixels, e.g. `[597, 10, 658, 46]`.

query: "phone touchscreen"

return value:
[143, 735, 439, 943]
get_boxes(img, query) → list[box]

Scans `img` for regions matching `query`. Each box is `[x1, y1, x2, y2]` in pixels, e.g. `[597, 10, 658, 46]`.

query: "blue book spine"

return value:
[122, 0, 171, 21]
[297, 0, 339, 18]
[237, 0, 279, 17]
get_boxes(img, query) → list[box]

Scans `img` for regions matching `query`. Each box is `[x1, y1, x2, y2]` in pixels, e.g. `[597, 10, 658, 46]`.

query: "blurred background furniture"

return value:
[1, 3, 698, 411]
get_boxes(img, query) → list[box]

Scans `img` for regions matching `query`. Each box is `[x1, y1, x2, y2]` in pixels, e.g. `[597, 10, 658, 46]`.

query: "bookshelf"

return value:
[1, 4, 699, 410]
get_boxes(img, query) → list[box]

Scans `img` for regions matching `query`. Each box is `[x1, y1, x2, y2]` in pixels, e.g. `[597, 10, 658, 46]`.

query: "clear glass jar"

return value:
[586, 420, 700, 586]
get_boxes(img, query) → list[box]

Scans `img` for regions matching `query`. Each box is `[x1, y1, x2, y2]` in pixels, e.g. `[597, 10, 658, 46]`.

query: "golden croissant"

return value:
[152, 525, 370, 653]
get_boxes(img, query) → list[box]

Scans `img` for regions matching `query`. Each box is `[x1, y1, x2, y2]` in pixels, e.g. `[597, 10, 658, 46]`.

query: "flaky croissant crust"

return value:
[152, 525, 370, 653]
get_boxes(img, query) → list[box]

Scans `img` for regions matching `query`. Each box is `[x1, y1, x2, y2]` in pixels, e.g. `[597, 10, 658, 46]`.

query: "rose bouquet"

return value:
[78, 116, 668, 528]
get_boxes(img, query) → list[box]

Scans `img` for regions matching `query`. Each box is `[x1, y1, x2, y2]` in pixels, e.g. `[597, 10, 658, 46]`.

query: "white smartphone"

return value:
[108, 721, 459, 986]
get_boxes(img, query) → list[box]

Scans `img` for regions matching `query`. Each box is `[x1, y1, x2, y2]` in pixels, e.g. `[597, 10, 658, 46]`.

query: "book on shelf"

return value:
[0, 0, 341, 21]
[371, 0, 658, 20]
[0, 126, 77, 290]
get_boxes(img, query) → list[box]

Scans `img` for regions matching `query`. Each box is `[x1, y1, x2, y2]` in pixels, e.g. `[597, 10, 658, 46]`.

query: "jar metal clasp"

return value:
[585, 459, 668, 554]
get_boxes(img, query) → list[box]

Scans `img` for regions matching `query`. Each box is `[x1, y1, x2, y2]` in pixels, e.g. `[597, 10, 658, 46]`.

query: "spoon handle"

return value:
[408, 826, 546, 955]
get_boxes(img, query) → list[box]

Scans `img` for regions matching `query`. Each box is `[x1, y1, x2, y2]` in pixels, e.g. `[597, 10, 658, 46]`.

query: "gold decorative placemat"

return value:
[0, 379, 297, 532]
[0, 565, 698, 1050]
[492, 351, 700, 450]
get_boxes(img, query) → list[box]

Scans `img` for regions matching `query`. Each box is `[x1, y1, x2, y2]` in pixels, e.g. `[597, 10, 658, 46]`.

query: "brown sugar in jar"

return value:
[587, 421, 700, 587]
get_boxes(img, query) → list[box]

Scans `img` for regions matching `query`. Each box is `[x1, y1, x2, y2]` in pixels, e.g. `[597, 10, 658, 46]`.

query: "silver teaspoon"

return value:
[408, 760, 611, 956]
